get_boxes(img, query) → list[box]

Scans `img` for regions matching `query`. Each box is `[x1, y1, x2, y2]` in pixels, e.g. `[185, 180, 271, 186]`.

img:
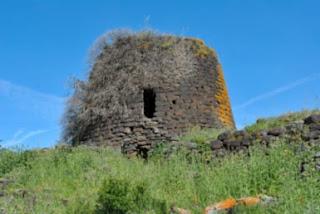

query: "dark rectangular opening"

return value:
[143, 88, 156, 118]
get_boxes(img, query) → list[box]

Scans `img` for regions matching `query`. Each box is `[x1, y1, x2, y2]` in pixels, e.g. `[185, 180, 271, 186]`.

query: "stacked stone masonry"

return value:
[75, 34, 235, 155]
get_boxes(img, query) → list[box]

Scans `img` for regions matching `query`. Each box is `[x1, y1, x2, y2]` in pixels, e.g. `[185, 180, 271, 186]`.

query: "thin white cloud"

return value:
[234, 73, 320, 110]
[2, 129, 49, 147]
[0, 79, 65, 103]
[12, 129, 25, 140]
[0, 79, 66, 121]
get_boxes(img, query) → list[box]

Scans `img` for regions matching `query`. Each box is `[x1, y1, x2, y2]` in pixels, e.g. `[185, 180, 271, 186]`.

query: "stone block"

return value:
[211, 140, 224, 150]
[304, 114, 320, 124]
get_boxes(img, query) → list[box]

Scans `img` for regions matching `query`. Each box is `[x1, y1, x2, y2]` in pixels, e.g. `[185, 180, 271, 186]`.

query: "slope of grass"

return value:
[245, 109, 320, 133]
[1, 110, 320, 213]
[0, 141, 319, 213]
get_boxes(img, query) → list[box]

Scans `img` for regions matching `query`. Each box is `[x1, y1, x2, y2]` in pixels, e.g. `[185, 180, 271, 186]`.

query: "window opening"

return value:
[143, 88, 156, 118]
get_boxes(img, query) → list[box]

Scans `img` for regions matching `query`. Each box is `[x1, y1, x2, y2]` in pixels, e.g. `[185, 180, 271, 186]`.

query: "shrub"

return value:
[0, 149, 37, 176]
[95, 177, 167, 214]
[61, 79, 88, 145]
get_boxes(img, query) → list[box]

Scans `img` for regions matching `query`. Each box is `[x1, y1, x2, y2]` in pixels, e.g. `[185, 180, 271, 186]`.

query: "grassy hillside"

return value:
[0, 111, 320, 213]
[245, 109, 320, 133]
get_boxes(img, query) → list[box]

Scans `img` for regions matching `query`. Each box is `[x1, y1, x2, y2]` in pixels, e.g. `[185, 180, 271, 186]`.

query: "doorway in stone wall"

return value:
[143, 88, 156, 118]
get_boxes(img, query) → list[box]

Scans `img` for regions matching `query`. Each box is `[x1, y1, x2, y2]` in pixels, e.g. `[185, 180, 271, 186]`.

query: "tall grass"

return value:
[0, 141, 319, 213]
[0, 148, 36, 176]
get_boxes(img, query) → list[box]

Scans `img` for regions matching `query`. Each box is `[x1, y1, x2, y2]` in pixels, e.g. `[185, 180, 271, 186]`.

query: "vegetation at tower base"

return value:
[61, 29, 235, 154]
[1, 110, 320, 213]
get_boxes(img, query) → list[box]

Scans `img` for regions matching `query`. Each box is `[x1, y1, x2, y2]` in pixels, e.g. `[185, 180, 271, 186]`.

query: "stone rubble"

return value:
[210, 114, 320, 172]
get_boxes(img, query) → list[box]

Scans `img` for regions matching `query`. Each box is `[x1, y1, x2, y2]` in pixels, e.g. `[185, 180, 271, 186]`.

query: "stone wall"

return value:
[151, 114, 320, 172]
[210, 114, 320, 172]
[71, 34, 235, 156]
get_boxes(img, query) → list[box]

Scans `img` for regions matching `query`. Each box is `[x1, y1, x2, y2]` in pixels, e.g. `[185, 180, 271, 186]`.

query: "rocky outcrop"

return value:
[211, 114, 320, 171]
[134, 114, 320, 164]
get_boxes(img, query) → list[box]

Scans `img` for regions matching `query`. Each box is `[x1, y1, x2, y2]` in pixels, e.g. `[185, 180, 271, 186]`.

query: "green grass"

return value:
[245, 109, 320, 133]
[178, 126, 225, 144]
[1, 110, 320, 213]
[0, 141, 319, 213]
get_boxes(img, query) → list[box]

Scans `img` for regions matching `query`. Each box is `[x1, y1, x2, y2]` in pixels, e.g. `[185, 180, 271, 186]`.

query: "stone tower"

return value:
[64, 31, 235, 155]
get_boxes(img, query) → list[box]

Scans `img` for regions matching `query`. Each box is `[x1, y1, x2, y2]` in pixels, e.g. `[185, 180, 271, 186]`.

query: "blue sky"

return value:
[1, 0, 320, 148]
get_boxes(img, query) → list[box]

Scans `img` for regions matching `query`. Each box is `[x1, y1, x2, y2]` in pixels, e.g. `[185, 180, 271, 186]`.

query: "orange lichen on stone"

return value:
[188, 38, 217, 59]
[205, 198, 237, 213]
[214, 64, 235, 128]
[237, 197, 261, 206]
[205, 195, 273, 213]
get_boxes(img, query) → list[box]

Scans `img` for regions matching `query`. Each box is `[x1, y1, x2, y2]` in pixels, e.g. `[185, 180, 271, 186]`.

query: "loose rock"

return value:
[217, 131, 233, 141]
[267, 127, 286, 137]
[210, 140, 223, 150]
[309, 123, 320, 131]
[304, 114, 320, 124]
[303, 130, 320, 141]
